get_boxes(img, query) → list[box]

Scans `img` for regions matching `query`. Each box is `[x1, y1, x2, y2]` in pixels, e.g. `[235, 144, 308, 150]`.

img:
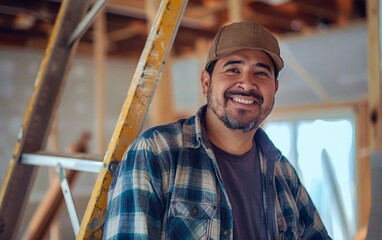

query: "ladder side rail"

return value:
[0, 0, 92, 239]
[77, 0, 189, 238]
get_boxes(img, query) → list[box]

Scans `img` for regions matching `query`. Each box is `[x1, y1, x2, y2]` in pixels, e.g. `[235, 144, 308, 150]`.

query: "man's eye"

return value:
[227, 68, 240, 73]
[256, 71, 270, 77]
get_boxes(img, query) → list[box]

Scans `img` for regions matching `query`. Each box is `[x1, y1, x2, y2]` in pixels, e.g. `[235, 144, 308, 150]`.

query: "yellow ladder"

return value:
[0, 0, 188, 239]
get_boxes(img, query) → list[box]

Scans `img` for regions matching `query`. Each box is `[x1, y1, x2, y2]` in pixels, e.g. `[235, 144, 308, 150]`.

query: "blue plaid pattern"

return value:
[103, 106, 331, 239]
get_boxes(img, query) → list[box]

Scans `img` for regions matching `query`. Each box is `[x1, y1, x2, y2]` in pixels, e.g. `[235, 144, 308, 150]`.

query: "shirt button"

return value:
[221, 229, 230, 237]
[191, 206, 199, 217]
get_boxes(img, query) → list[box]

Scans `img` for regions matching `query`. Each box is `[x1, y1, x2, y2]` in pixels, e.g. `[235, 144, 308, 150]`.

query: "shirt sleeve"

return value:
[295, 179, 333, 240]
[103, 137, 165, 240]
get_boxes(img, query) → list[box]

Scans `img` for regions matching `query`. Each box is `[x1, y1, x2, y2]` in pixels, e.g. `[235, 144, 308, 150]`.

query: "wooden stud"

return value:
[367, 0, 382, 151]
[94, 10, 107, 154]
[355, 100, 371, 234]
[228, 0, 243, 23]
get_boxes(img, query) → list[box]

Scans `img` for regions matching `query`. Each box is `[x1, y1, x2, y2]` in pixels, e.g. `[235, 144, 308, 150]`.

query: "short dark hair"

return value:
[206, 60, 217, 77]
[269, 57, 280, 79]
[206, 59, 280, 79]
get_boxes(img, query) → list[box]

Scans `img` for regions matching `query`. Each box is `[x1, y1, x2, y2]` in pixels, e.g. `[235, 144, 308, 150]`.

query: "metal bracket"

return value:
[68, 0, 109, 45]
[55, 163, 80, 237]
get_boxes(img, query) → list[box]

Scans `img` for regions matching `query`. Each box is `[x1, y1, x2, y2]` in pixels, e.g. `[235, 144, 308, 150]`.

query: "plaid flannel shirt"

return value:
[103, 106, 331, 240]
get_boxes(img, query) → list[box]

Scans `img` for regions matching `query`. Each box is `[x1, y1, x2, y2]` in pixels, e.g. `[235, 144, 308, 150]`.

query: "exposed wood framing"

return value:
[107, 0, 217, 30]
[355, 100, 371, 233]
[47, 118, 61, 240]
[359, 0, 382, 237]
[334, 0, 353, 24]
[107, 21, 146, 43]
[145, 0, 159, 26]
[367, 0, 382, 151]
[195, 38, 210, 107]
[270, 101, 357, 119]
[94, 10, 107, 153]
[150, 58, 175, 126]
[295, 1, 351, 22]
[228, 0, 243, 22]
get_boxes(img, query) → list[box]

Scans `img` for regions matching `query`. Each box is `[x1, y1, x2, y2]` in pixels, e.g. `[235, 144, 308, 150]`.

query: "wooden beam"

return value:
[144, 0, 158, 26]
[228, 0, 243, 23]
[335, 0, 353, 24]
[195, 38, 210, 106]
[94, 10, 107, 154]
[270, 101, 357, 119]
[293, 1, 345, 22]
[367, 0, 382, 151]
[355, 100, 371, 234]
[109, 0, 221, 20]
[150, 56, 175, 126]
[244, 5, 295, 30]
[361, 0, 382, 237]
[107, 21, 146, 43]
[47, 118, 61, 240]
[107, 1, 217, 30]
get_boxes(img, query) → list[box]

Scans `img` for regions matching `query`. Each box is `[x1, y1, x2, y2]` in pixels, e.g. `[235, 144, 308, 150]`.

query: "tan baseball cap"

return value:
[205, 21, 284, 72]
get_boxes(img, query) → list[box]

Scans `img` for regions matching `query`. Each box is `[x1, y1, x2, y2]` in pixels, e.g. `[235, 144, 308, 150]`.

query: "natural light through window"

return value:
[264, 117, 355, 240]
[263, 122, 293, 165]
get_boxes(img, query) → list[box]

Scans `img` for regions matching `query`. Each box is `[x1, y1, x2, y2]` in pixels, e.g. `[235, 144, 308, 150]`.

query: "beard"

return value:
[217, 108, 259, 132]
[207, 84, 274, 133]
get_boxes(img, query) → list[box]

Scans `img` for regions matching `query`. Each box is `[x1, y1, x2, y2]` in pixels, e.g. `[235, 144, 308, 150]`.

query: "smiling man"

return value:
[103, 21, 332, 240]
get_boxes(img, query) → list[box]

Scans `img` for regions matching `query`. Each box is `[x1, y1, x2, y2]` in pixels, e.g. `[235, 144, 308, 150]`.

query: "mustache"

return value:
[224, 89, 264, 104]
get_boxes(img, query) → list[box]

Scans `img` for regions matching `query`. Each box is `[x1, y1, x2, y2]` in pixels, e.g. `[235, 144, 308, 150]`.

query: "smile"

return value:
[232, 97, 255, 105]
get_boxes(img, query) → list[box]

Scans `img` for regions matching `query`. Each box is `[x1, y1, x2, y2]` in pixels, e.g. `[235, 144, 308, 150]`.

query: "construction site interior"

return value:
[1, 0, 380, 239]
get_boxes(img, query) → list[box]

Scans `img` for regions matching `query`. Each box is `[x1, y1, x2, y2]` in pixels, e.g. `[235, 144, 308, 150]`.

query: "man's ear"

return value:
[201, 70, 210, 97]
[275, 79, 279, 93]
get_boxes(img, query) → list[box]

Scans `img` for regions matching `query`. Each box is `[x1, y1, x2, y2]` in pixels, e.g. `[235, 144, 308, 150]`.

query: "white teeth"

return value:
[232, 97, 254, 104]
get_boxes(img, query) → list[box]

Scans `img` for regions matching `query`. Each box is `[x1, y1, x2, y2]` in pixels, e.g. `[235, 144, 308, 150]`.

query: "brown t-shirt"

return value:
[212, 143, 267, 239]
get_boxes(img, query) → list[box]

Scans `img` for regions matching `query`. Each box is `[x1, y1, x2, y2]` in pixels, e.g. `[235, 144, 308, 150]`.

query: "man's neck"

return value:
[205, 109, 257, 156]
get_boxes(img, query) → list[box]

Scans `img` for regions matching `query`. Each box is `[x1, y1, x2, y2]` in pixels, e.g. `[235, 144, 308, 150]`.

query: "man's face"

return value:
[202, 49, 279, 132]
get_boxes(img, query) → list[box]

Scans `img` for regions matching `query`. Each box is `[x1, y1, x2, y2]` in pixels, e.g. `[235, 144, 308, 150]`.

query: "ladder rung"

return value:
[21, 152, 104, 173]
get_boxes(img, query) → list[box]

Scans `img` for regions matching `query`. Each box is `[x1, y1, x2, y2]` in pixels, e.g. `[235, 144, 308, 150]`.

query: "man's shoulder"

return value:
[130, 106, 206, 152]
[132, 115, 199, 151]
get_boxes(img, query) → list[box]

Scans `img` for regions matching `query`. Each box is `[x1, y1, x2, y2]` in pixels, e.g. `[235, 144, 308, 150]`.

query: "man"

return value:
[103, 21, 331, 239]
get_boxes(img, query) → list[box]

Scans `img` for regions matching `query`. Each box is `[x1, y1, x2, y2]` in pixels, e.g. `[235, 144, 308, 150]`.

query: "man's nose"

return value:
[237, 72, 258, 90]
